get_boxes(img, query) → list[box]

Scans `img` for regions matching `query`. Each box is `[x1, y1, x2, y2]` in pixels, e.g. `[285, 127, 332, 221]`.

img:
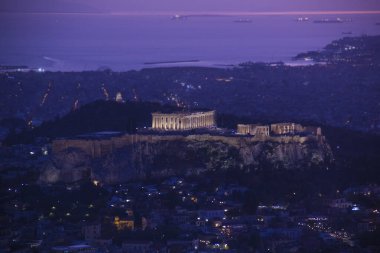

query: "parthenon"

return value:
[151, 111, 216, 131]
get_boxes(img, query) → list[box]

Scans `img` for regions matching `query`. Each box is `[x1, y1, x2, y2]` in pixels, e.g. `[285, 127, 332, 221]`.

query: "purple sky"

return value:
[1, 0, 380, 13]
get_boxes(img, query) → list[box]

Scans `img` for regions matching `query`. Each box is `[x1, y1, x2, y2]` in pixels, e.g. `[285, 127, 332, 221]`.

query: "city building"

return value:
[82, 223, 101, 241]
[113, 216, 134, 230]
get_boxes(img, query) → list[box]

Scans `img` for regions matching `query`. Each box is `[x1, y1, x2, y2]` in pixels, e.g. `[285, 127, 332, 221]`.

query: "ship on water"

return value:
[314, 18, 352, 24]
[314, 18, 343, 24]
[233, 18, 252, 23]
[296, 17, 309, 22]
[171, 14, 186, 20]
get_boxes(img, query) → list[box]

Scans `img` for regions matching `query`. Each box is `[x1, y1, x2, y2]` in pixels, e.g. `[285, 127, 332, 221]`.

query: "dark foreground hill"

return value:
[3, 100, 255, 145]
[3, 100, 200, 144]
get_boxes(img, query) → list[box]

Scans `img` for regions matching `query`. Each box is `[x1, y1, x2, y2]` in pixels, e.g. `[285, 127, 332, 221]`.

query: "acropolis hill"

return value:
[44, 110, 333, 184]
[52, 111, 324, 159]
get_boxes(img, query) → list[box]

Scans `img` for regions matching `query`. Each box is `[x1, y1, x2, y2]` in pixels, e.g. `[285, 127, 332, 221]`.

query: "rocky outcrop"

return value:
[41, 134, 333, 184]
[39, 147, 92, 184]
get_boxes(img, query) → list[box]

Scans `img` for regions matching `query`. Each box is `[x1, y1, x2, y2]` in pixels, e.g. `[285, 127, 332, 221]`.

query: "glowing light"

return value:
[352, 205, 360, 211]
[73, 99, 79, 111]
[101, 84, 110, 100]
[40, 82, 52, 106]
[115, 92, 124, 103]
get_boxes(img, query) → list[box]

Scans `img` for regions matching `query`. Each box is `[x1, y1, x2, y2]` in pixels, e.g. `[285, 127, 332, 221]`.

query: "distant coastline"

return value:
[1, 13, 379, 72]
[144, 60, 200, 65]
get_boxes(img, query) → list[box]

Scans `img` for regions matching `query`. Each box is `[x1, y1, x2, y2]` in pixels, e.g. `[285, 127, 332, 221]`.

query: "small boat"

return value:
[296, 17, 309, 22]
[171, 14, 186, 20]
[234, 18, 252, 23]
[314, 18, 343, 24]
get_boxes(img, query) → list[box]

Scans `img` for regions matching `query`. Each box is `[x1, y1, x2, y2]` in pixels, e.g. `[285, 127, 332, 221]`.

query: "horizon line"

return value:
[1, 10, 380, 16]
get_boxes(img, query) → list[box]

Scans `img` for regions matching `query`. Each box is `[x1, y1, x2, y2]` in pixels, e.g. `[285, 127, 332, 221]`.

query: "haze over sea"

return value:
[1, 12, 379, 71]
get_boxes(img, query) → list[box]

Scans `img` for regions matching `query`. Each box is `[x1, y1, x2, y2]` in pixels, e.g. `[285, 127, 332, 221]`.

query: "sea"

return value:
[0, 13, 379, 71]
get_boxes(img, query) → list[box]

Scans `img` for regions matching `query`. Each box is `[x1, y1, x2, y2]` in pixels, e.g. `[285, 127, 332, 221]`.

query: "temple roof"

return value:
[152, 110, 215, 117]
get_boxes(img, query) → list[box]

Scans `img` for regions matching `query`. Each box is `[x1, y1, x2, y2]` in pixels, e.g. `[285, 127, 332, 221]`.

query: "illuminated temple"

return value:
[151, 111, 216, 131]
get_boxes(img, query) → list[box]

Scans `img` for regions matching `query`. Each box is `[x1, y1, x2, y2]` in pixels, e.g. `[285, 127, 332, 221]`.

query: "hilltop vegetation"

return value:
[3, 100, 197, 144]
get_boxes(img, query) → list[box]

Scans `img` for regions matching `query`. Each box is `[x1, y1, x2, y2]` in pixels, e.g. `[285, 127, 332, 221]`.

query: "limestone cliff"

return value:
[40, 134, 333, 184]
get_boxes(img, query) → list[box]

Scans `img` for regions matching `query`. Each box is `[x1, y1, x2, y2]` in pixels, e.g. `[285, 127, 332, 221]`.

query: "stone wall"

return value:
[44, 133, 333, 184]
[52, 133, 322, 159]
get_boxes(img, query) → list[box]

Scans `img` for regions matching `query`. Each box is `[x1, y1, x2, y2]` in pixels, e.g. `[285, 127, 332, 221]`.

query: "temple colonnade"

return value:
[152, 111, 216, 131]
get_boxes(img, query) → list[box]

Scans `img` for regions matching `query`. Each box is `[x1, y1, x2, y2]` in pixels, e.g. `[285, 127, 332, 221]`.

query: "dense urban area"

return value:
[1, 36, 380, 253]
